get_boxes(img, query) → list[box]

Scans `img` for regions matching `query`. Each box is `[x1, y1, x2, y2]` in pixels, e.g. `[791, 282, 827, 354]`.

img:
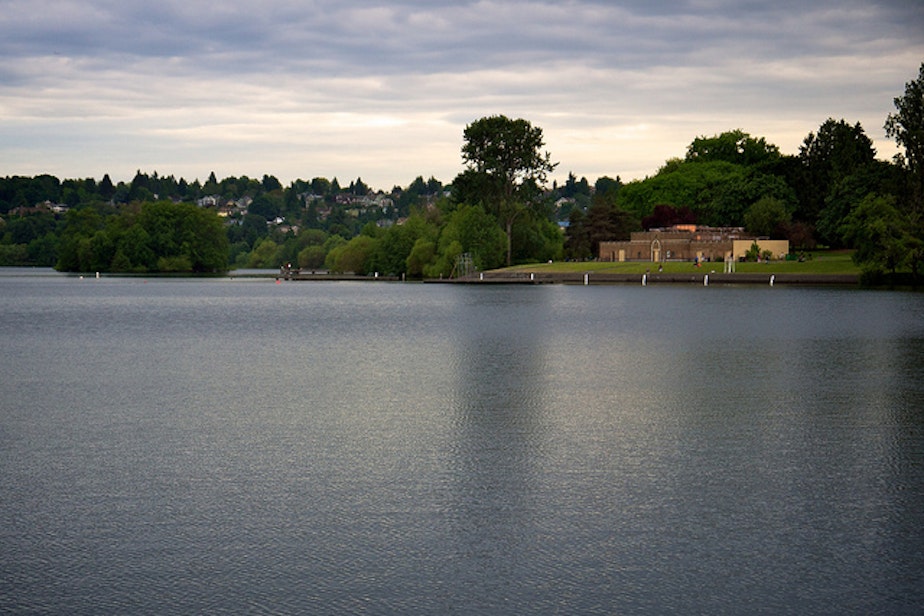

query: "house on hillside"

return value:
[599, 225, 789, 263]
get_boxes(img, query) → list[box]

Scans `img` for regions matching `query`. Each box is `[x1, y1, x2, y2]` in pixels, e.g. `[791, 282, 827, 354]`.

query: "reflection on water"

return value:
[443, 288, 553, 611]
[1, 278, 923, 614]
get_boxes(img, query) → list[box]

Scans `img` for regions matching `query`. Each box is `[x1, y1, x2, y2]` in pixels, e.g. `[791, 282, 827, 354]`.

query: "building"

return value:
[599, 225, 789, 263]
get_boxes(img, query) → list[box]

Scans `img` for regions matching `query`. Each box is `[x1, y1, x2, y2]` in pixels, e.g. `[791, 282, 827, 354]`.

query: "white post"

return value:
[642, 274, 647, 286]
[584, 273, 589, 286]
[704, 274, 709, 286]
[770, 275, 775, 287]
[480, 272, 484, 281]
[530, 273, 535, 281]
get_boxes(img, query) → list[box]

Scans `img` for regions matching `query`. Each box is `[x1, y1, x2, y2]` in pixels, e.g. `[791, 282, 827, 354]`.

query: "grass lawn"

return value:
[502, 250, 862, 276]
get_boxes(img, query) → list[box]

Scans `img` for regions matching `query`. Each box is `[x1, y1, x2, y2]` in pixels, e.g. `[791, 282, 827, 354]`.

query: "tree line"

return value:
[2, 63, 922, 280]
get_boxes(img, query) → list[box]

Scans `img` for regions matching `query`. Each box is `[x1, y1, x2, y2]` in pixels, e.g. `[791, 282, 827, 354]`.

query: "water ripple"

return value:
[2, 280, 923, 613]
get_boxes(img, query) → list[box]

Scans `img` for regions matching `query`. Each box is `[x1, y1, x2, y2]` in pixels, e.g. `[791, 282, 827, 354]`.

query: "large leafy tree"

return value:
[617, 159, 792, 226]
[56, 200, 228, 273]
[371, 214, 437, 277]
[817, 160, 898, 247]
[327, 235, 377, 275]
[249, 193, 283, 221]
[456, 115, 557, 265]
[840, 193, 918, 277]
[55, 207, 106, 271]
[685, 129, 780, 167]
[744, 197, 791, 238]
[566, 191, 638, 260]
[137, 201, 229, 272]
[797, 118, 877, 243]
[437, 204, 507, 273]
[885, 62, 924, 214]
[880, 62, 924, 279]
[617, 131, 793, 229]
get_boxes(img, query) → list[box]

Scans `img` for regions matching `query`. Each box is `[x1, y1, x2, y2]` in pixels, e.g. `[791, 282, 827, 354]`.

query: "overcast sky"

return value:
[1, 0, 922, 190]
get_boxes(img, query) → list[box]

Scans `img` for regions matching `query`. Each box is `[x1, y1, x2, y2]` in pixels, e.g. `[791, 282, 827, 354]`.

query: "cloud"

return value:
[1, 0, 921, 188]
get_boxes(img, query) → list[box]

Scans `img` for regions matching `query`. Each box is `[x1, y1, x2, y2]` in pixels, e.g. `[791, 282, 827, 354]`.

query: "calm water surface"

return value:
[1, 272, 923, 614]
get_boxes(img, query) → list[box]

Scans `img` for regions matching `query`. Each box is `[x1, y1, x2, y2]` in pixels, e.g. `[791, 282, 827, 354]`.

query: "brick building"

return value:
[599, 225, 789, 263]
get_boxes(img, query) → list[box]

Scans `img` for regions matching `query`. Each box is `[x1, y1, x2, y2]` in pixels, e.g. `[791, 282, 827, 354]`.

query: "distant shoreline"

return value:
[275, 269, 859, 286]
[426, 271, 859, 286]
[0, 266, 888, 287]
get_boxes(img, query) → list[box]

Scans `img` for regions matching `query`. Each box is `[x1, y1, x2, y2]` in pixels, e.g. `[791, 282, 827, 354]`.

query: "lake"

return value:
[1, 271, 923, 614]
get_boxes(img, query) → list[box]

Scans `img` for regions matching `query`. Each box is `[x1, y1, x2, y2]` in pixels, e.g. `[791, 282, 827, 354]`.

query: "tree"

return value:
[311, 177, 332, 196]
[885, 62, 924, 214]
[202, 172, 219, 196]
[116, 224, 156, 272]
[98, 174, 115, 200]
[249, 193, 283, 220]
[560, 172, 591, 199]
[563, 208, 591, 260]
[457, 115, 557, 265]
[248, 237, 281, 268]
[56, 207, 106, 271]
[297, 245, 327, 270]
[641, 204, 696, 230]
[840, 194, 911, 275]
[618, 153, 795, 228]
[137, 201, 229, 272]
[55, 200, 228, 273]
[262, 174, 282, 192]
[327, 235, 377, 274]
[594, 175, 622, 199]
[815, 160, 895, 246]
[685, 130, 780, 167]
[797, 118, 877, 240]
[129, 170, 154, 202]
[744, 197, 791, 238]
[406, 238, 436, 278]
[350, 177, 369, 196]
[566, 191, 639, 260]
[371, 214, 436, 276]
[436, 204, 507, 273]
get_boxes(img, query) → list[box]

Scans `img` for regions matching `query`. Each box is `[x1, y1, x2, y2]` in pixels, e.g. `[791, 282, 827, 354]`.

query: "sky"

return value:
[1, 0, 922, 191]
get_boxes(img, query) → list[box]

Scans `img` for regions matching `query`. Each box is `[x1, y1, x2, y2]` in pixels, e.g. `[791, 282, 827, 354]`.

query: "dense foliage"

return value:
[564, 63, 924, 280]
[2, 64, 923, 279]
[49, 200, 227, 273]
[455, 115, 558, 266]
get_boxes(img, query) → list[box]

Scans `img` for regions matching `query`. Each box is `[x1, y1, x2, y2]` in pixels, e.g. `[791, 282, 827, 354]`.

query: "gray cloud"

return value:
[1, 0, 921, 187]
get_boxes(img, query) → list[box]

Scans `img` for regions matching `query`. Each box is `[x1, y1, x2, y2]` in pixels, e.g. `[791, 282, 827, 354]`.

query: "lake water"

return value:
[2, 271, 923, 614]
